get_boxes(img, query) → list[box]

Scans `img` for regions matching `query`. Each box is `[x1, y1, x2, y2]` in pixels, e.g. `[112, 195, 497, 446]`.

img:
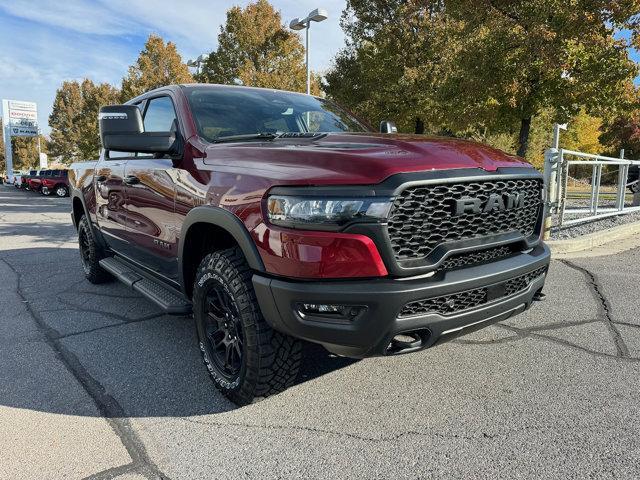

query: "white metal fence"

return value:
[543, 124, 640, 238]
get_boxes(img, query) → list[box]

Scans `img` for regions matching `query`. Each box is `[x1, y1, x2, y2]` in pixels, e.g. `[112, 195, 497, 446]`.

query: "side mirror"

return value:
[99, 105, 179, 154]
[379, 121, 398, 134]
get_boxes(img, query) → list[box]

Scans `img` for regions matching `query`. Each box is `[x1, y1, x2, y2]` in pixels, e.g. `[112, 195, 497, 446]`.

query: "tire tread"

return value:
[194, 247, 301, 405]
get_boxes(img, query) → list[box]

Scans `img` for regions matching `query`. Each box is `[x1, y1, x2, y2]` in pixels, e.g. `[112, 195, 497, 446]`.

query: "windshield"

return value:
[185, 86, 369, 142]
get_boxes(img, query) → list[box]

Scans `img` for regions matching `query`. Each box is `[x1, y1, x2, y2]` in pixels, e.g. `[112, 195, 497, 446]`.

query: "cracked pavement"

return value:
[1, 186, 639, 479]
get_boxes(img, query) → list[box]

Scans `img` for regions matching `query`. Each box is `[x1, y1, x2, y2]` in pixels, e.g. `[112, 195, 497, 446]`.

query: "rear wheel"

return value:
[630, 182, 640, 194]
[78, 216, 111, 284]
[193, 247, 302, 405]
[55, 185, 69, 197]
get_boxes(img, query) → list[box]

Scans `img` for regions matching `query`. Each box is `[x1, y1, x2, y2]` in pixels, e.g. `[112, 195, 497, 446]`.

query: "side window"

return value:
[144, 96, 177, 132]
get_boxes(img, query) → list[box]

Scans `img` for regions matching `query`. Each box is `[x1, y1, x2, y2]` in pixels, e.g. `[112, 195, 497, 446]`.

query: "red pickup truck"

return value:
[69, 84, 550, 405]
[40, 169, 70, 197]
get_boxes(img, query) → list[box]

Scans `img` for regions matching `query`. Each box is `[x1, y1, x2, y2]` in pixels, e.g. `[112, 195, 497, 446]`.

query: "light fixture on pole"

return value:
[289, 8, 328, 95]
[187, 53, 209, 76]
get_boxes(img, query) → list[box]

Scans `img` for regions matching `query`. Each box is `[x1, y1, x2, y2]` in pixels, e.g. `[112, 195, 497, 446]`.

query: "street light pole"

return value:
[306, 23, 310, 94]
[289, 8, 328, 95]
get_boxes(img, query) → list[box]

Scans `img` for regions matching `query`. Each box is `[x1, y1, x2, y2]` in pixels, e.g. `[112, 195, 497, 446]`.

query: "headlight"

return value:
[267, 195, 392, 228]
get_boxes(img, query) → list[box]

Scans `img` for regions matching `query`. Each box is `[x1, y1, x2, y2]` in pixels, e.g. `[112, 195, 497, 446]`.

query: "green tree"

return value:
[325, 1, 456, 133]
[435, 0, 639, 156]
[326, 1, 639, 157]
[49, 80, 83, 162]
[198, 0, 317, 93]
[121, 34, 193, 100]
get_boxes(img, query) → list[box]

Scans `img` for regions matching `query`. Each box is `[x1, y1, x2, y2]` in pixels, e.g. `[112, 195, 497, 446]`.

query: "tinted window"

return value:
[185, 86, 368, 142]
[144, 96, 177, 132]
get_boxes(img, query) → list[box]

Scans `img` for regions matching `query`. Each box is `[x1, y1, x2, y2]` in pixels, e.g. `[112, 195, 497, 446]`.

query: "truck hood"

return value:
[203, 133, 533, 185]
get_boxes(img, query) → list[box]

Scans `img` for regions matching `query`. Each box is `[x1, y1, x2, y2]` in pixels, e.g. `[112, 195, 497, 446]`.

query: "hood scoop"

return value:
[311, 142, 387, 150]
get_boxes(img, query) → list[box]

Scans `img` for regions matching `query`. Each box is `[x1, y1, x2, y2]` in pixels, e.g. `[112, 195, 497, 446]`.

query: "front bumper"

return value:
[253, 243, 550, 358]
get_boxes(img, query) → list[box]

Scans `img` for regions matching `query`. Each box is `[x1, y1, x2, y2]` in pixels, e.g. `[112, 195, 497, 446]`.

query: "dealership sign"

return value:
[7, 100, 38, 137]
[2, 99, 40, 184]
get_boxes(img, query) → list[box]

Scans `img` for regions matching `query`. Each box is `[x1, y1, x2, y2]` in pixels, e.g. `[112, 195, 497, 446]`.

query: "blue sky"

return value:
[0, 2, 638, 136]
[0, 0, 348, 135]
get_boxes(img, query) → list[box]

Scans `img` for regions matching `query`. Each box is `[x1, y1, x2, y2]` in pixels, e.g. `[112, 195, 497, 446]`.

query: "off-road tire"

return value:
[193, 247, 302, 405]
[77, 215, 111, 284]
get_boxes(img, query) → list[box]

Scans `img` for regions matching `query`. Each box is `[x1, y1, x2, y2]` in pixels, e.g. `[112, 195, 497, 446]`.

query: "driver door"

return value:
[121, 95, 180, 282]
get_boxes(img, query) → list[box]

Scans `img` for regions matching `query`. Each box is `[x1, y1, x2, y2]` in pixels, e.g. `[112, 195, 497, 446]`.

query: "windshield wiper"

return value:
[213, 132, 280, 144]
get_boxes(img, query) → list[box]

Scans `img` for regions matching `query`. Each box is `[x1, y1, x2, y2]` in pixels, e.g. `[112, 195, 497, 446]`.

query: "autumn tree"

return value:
[0, 125, 48, 172]
[198, 0, 318, 93]
[121, 34, 193, 100]
[76, 79, 120, 159]
[11, 136, 47, 170]
[601, 112, 640, 158]
[48, 80, 83, 161]
[49, 79, 119, 163]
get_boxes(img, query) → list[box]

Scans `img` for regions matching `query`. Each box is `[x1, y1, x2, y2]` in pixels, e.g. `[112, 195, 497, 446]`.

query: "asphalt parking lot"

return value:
[1, 186, 639, 479]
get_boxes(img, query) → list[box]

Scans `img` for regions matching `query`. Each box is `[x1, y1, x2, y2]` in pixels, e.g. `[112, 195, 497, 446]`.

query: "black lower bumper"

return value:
[253, 243, 551, 358]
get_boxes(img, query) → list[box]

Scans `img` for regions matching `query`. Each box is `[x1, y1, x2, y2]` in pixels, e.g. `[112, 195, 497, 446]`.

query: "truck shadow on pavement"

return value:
[0, 246, 358, 418]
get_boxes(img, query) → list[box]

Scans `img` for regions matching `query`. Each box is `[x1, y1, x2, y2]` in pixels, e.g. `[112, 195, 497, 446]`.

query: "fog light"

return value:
[296, 303, 367, 321]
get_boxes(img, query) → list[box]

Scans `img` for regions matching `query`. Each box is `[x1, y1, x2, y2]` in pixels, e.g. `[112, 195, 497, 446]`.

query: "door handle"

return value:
[123, 175, 140, 185]
[95, 175, 107, 183]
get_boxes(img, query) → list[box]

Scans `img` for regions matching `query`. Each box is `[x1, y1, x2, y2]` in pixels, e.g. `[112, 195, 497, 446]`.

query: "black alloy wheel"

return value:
[77, 215, 111, 284]
[193, 247, 302, 405]
[204, 285, 244, 379]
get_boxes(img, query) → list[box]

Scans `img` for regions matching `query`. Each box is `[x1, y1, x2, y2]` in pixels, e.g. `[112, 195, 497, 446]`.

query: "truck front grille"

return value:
[398, 266, 547, 318]
[387, 178, 543, 262]
[439, 245, 515, 271]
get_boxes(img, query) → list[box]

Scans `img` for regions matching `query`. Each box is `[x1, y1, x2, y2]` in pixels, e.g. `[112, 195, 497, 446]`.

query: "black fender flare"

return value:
[178, 206, 266, 289]
[71, 191, 91, 229]
[71, 191, 108, 250]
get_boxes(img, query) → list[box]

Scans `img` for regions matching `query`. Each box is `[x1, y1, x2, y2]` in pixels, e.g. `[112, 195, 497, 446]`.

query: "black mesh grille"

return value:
[387, 178, 543, 262]
[440, 245, 515, 271]
[398, 266, 547, 318]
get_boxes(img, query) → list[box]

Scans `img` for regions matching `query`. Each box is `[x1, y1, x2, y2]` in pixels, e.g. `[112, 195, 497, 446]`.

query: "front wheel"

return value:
[630, 182, 640, 194]
[193, 247, 302, 405]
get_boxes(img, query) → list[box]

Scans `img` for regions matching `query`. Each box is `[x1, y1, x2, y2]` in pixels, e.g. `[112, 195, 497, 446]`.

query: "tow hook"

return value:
[533, 291, 546, 302]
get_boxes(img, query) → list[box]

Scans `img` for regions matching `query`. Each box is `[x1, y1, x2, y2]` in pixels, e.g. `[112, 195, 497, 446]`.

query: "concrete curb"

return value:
[547, 221, 640, 254]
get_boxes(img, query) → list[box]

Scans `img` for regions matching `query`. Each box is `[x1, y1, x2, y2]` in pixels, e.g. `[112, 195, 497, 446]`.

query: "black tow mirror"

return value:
[99, 105, 178, 154]
[379, 121, 398, 134]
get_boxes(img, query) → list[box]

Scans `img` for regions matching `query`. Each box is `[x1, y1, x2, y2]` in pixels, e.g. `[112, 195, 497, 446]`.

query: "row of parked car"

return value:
[8, 169, 70, 197]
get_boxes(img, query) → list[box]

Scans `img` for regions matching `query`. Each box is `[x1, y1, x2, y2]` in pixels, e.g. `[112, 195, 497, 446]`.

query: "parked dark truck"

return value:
[69, 84, 550, 405]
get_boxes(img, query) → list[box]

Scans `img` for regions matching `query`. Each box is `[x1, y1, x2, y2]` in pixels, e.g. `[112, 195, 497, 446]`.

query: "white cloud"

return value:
[0, 0, 138, 35]
[0, 0, 349, 134]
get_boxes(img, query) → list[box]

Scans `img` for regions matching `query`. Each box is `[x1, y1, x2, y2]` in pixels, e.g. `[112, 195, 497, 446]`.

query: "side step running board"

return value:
[99, 256, 192, 315]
